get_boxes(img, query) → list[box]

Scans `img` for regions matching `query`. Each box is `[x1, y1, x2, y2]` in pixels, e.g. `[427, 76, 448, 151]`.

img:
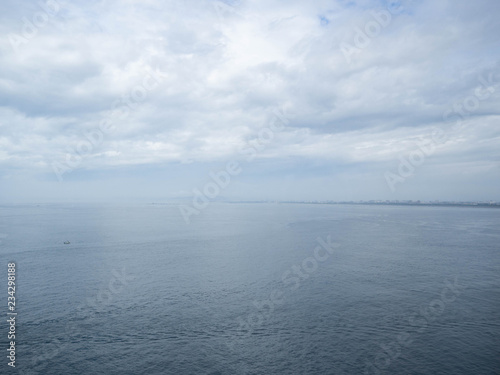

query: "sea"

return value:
[0, 203, 499, 374]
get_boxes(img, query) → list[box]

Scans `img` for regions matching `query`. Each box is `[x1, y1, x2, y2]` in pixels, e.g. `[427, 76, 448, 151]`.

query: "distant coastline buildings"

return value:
[227, 200, 500, 208]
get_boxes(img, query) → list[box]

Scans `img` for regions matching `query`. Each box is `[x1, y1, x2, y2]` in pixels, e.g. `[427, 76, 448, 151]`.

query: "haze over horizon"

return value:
[1, 0, 499, 204]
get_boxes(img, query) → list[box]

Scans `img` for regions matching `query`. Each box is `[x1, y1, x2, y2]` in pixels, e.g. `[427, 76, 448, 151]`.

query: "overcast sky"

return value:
[0, 0, 499, 203]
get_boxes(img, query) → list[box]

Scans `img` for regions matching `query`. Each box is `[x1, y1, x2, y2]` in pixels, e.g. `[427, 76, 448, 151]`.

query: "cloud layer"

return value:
[1, 0, 499, 202]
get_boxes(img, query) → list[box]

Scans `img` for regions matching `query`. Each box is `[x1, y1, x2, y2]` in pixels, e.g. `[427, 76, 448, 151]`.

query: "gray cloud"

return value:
[0, 0, 499, 202]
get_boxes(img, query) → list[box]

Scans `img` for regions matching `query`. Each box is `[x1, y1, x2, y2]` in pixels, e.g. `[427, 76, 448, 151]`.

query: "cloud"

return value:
[0, 0, 499, 201]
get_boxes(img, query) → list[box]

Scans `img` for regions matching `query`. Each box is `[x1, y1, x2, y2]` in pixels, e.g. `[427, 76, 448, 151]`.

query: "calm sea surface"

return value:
[0, 203, 499, 374]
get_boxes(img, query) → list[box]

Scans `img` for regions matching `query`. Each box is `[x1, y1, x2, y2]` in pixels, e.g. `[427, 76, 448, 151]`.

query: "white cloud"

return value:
[0, 0, 499, 201]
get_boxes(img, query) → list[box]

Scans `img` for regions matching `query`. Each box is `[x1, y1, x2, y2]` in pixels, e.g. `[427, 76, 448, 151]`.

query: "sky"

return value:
[0, 0, 499, 203]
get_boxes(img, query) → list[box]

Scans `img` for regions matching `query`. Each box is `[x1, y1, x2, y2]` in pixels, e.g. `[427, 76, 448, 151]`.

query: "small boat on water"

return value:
[63, 241, 70, 244]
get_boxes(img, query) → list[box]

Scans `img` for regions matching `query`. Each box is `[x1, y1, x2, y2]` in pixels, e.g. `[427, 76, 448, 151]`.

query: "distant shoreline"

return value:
[3, 201, 499, 208]
[226, 201, 500, 208]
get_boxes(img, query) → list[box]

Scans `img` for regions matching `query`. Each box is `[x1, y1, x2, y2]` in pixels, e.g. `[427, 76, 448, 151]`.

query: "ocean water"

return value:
[0, 203, 499, 374]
